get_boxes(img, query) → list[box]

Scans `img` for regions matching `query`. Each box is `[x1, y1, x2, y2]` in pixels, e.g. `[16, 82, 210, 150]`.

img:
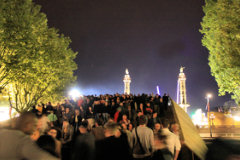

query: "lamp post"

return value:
[210, 113, 215, 127]
[206, 94, 212, 137]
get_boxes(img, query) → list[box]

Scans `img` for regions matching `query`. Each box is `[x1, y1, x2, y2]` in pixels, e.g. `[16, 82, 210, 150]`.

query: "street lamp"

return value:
[206, 93, 212, 137]
[207, 94, 212, 100]
[210, 113, 215, 126]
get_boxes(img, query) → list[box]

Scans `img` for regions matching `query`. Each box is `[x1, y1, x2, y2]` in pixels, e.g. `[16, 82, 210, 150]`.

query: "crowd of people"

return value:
[1, 93, 183, 160]
[2, 93, 234, 160]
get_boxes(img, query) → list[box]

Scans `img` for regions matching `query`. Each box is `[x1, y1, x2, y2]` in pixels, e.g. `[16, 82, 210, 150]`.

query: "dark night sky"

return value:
[34, 0, 231, 111]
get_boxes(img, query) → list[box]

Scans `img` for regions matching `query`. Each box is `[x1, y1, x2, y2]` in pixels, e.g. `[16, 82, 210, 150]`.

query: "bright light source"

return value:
[192, 109, 208, 126]
[69, 89, 81, 99]
[0, 107, 10, 122]
[233, 116, 240, 121]
[156, 86, 160, 95]
[207, 94, 212, 99]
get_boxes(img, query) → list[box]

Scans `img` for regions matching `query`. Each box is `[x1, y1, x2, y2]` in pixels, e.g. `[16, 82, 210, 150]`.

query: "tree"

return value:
[0, 45, 16, 91]
[0, 0, 77, 112]
[223, 100, 238, 112]
[200, 0, 240, 105]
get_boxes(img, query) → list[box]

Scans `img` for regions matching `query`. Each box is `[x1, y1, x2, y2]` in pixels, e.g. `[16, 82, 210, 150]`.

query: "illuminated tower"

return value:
[123, 68, 131, 95]
[177, 67, 190, 112]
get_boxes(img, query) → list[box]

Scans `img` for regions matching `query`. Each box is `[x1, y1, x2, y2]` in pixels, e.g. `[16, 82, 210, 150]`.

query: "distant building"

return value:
[177, 67, 190, 112]
[123, 68, 131, 95]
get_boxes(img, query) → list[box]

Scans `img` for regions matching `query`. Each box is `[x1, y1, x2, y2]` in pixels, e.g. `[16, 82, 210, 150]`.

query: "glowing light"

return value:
[233, 116, 240, 121]
[69, 89, 82, 99]
[0, 107, 10, 122]
[176, 80, 179, 104]
[207, 94, 212, 99]
[156, 86, 160, 95]
[191, 109, 208, 126]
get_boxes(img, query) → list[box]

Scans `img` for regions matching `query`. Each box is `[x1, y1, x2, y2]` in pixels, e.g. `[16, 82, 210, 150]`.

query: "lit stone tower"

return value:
[123, 68, 131, 95]
[177, 67, 190, 112]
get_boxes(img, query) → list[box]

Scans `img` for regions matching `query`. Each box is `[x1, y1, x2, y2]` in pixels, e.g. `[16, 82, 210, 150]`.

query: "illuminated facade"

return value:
[123, 68, 131, 95]
[177, 67, 190, 112]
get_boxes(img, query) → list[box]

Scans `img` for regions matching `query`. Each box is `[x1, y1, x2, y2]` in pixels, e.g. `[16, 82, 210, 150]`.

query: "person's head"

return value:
[61, 105, 65, 111]
[62, 120, 70, 133]
[104, 121, 120, 137]
[154, 123, 161, 131]
[37, 115, 50, 134]
[86, 98, 90, 103]
[139, 115, 148, 125]
[170, 123, 179, 133]
[121, 123, 127, 130]
[79, 120, 89, 134]
[116, 107, 122, 112]
[111, 101, 115, 106]
[36, 135, 57, 157]
[75, 109, 80, 115]
[122, 114, 127, 120]
[146, 102, 151, 107]
[128, 123, 133, 131]
[95, 118, 104, 127]
[48, 128, 58, 139]
[162, 119, 170, 128]
[63, 120, 69, 128]
[88, 106, 92, 111]
[65, 107, 70, 113]
[137, 111, 143, 117]
[15, 112, 38, 135]
[160, 98, 163, 102]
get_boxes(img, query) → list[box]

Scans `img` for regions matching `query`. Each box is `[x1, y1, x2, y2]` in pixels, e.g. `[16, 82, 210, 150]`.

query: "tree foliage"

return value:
[0, 0, 77, 112]
[200, 0, 240, 105]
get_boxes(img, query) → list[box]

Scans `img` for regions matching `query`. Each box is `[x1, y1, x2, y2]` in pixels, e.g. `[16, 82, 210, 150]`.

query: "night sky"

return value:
[34, 0, 231, 111]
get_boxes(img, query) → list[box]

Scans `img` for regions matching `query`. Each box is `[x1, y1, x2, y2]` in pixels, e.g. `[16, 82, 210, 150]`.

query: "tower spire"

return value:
[177, 67, 190, 112]
[123, 68, 131, 95]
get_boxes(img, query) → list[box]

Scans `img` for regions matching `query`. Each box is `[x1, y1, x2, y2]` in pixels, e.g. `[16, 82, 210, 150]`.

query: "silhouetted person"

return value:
[96, 121, 132, 160]
[72, 120, 95, 160]
[37, 135, 58, 158]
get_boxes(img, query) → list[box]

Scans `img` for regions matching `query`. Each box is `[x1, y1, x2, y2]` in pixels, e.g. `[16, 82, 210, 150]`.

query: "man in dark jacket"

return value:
[95, 121, 132, 160]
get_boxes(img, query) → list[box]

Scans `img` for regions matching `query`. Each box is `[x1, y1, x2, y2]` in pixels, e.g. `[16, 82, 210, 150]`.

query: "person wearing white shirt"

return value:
[161, 120, 181, 160]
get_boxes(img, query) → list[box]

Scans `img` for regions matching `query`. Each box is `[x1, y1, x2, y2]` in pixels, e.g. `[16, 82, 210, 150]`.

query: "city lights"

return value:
[192, 109, 208, 126]
[233, 116, 240, 121]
